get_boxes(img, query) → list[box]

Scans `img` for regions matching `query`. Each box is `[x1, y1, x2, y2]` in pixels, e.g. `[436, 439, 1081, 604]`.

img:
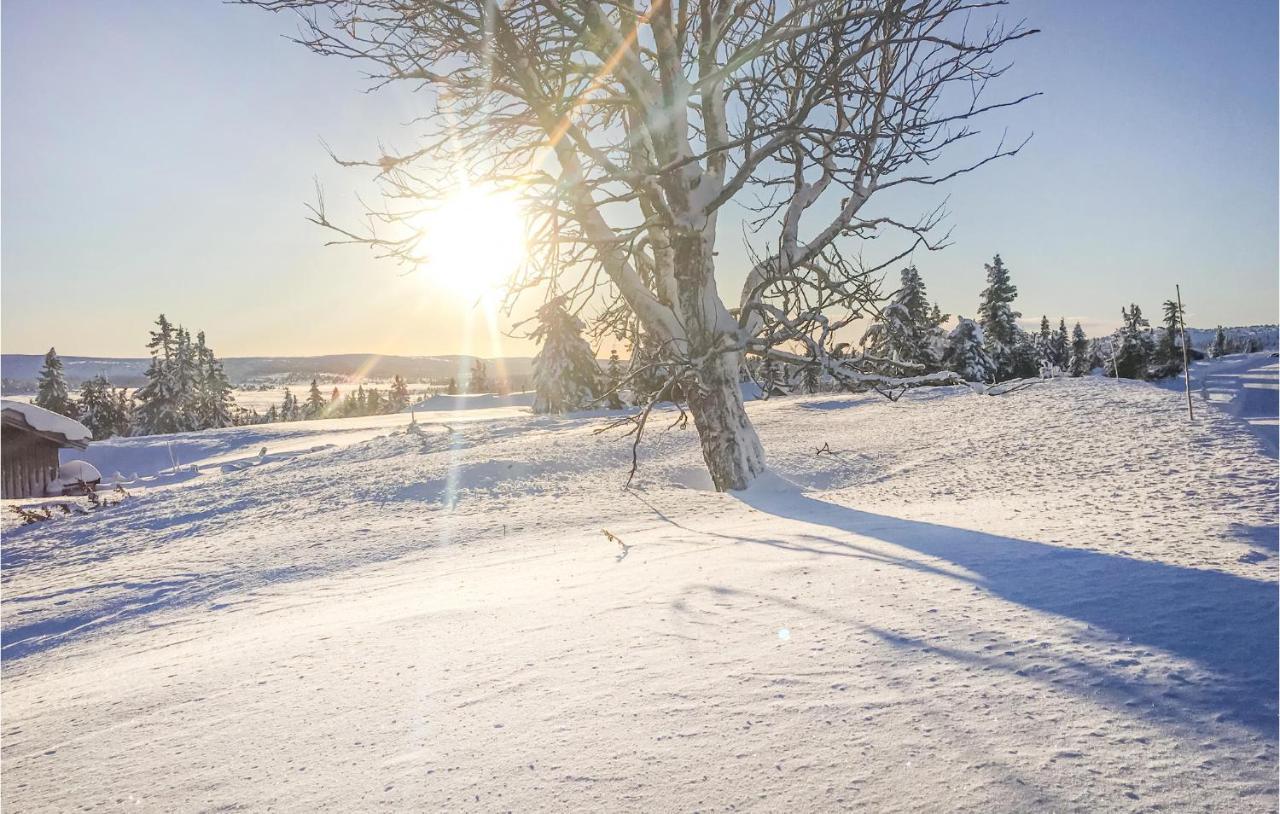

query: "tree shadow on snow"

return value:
[734, 483, 1279, 739]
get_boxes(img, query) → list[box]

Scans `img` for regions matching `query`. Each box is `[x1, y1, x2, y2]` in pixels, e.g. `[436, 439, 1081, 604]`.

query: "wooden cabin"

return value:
[1, 400, 91, 499]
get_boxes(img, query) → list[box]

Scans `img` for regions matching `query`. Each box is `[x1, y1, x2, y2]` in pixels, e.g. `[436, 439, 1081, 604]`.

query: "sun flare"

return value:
[414, 186, 527, 300]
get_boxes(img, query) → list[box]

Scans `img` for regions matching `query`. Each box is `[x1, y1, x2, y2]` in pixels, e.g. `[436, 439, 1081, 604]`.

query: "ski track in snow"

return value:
[2, 374, 1276, 812]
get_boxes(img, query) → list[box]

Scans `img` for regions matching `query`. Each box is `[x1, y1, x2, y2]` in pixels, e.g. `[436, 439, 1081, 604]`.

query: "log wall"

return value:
[1, 429, 61, 499]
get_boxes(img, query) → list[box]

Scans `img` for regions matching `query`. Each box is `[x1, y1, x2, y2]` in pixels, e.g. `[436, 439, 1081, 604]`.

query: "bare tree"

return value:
[249, 0, 1036, 490]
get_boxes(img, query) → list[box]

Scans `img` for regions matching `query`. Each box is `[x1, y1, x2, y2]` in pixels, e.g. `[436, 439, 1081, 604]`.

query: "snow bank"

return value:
[0, 399, 91, 443]
[407, 391, 535, 412]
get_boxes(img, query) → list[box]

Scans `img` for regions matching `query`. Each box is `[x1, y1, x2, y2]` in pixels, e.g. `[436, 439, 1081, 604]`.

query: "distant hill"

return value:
[0, 354, 534, 393]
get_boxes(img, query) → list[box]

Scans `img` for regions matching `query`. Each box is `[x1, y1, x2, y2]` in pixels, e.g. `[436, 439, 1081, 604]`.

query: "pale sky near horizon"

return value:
[2, 0, 1277, 359]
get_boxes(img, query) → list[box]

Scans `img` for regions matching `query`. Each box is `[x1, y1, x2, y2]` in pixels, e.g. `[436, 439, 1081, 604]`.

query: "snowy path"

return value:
[1157, 351, 1279, 457]
[2, 379, 1276, 811]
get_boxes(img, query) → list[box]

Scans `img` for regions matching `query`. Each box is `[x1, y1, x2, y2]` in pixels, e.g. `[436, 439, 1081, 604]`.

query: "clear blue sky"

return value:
[3, 0, 1276, 357]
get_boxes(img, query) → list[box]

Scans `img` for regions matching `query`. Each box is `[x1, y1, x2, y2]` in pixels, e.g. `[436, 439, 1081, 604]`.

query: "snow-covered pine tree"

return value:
[445, 377, 458, 395]
[265, 404, 279, 423]
[1051, 318, 1069, 371]
[941, 318, 997, 382]
[531, 297, 602, 414]
[35, 347, 77, 417]
[193, 331, 235, 429]
[77, 375, 116, 440]
[280, 388, 298, 421]
[389, 376, 410, 412]
[1068, 322, 1090, 377]
[305, 379, 327, 419]
[604, 349, 625, 409]
[976, 254, 1022, 380]
[366, 387, 384, 414]
[134, 315, 185, 435]
[1210, 326, 1227, 358]
[860, 266, 946, 374]
[1036, 316, 1052, 367]
[173, 327, 198, 430]
[355, 384, 367, 415]
[1009, 328, 1041, 379]
[1113, 304, 1154, 379]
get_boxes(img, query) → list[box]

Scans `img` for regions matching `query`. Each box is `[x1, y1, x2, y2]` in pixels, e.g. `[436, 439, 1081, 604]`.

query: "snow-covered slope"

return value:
[3, 379, 1276, 812]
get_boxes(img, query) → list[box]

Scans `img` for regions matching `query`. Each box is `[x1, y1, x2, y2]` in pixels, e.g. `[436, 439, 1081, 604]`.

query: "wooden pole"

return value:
[1176, 284, 1193, 420]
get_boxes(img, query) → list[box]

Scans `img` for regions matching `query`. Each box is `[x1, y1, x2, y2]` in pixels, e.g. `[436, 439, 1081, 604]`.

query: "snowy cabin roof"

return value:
[1, 399, 91, 449]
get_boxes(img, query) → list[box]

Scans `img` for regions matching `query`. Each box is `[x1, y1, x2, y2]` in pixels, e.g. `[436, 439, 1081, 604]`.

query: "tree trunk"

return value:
[684, 350, 766, 491]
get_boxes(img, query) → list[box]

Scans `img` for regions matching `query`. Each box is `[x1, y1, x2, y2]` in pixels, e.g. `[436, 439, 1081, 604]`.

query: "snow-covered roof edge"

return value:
[1, 399, 92, 445]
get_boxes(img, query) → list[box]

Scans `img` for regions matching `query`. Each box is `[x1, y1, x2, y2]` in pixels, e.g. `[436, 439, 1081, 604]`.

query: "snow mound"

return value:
[0, 399, 91, 444]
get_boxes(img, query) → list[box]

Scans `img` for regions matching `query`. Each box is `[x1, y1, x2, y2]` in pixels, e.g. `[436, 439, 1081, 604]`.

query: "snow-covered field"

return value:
[2, 372, 1276, 811]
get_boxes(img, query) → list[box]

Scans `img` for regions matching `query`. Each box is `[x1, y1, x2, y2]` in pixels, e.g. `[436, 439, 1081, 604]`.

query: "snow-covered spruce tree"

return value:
[367, 387, 384, 414]
[258, 1, 1035, 490]
[305, 379, 327, 419]
[860, 266, 946, 374]
[1068, 322, 1090, 377]
[77, 375, 117, 440]
[941, 318, 997, 383]
[532, 298, 602, 414]
[134, 315, 186, 435]
[1113, 304, 1154, 379]
[1036, 316, 1053, 368]
[1009, 328, 1041, 379]
[35, 347, 76, 418]
[1051, 318, 1068, 371]
[977, 255, 1023, 380]
[193, 331, 235, 429]
[1210, 326, 1228, 358]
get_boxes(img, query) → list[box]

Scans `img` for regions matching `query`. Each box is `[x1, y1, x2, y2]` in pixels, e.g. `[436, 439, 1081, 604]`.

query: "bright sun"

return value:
[413, 186, 527, 300]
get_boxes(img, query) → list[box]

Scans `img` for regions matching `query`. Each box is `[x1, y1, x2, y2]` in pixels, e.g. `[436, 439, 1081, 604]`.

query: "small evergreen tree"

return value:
[1068, 322, 1090, 377]
[445, 377, 458, 395]
[355, 384, 367, 415]
[469, 359, 489, 394]
[1036, 316, 1053, 366]
[604, 349, 626, 409]
[1008, 329, 1041, 379]
[305, 378, 327, 419]
[531, 297, 602, 414]
[1210, 325, 1228, 358]
[1113, 304, 1154, 379]
[366, 387, 384, 414]
[35, 347, 76, 417]
[388, 376, 410, 412]
[976, 254, 1021, 380]
[192, 331, 234, 429]
[861, 266, 946, 373]
[1155, 299, 1184, 373]
[78, 375, 116, 440]
[941, 318, 997, 382]
[280, 388, 298, 421]
[134, 315, 185, 435]
[1051, 318, 1068, 371]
